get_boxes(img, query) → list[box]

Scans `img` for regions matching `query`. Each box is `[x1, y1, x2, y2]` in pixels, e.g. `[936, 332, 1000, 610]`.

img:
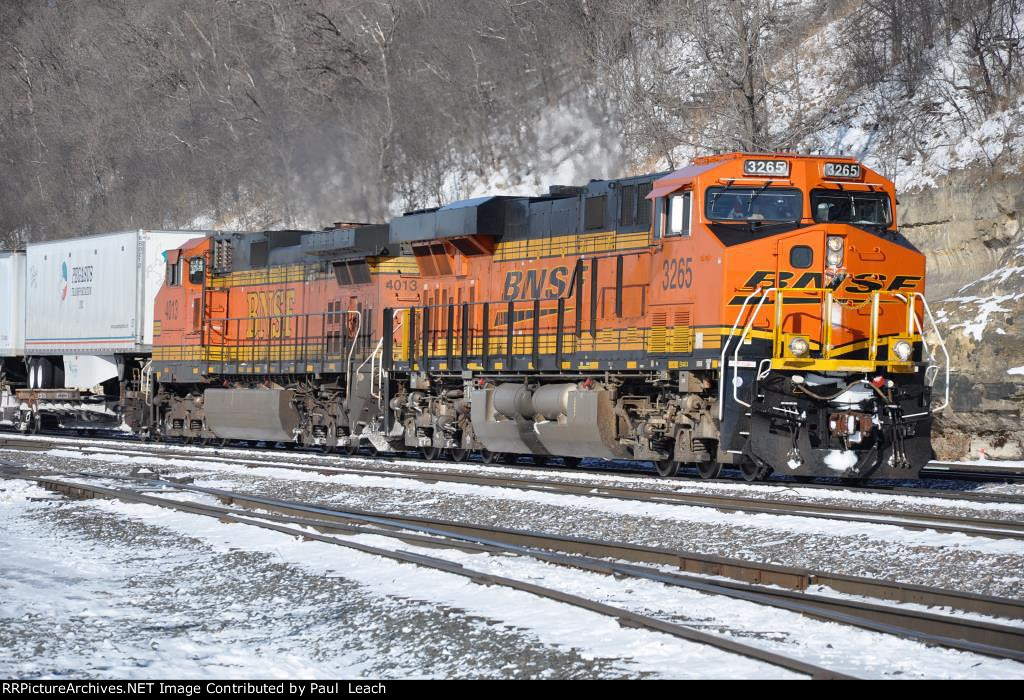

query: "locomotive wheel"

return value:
[561, 456, 582, 468]
[366, 443, 381, 458]
[321, 443, 335, 455]
[741, 463, 770, 482]
[655, 459, 680, 477]
[479, 449, 503, 465]
[342, 440, 360, 456]
[449, 448, 468, 462]
[421, 446, 442, 461]
[697, 461, 723, 479]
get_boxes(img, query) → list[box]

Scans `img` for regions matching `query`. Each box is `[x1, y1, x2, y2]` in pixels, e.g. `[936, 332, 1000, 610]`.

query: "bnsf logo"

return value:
[246, 289, 297, 338]
[728, 270, 922, 305]
[502, 266, 573, 301]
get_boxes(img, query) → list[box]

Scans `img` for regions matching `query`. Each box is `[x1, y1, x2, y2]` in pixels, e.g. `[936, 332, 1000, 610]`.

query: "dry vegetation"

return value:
[1, 0, 1021, 244]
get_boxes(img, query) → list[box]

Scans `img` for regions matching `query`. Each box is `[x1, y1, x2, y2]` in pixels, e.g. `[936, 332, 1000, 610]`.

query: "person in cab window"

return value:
[726, 195, 746, 220]
[770, 197, 792, 220]
[749, 198, 771, 221]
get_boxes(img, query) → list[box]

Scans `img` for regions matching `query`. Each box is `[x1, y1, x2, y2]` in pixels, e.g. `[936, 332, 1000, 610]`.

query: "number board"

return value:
[743, 159, 790, 177]
[823, 162, 862, 179]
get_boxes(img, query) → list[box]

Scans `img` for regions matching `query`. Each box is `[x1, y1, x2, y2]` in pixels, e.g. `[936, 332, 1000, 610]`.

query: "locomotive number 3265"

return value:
[662, 257, 694, 290]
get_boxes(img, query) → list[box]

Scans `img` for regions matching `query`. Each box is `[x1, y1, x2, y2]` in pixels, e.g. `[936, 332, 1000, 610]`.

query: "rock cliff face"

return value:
[900, 170, 1024, 459]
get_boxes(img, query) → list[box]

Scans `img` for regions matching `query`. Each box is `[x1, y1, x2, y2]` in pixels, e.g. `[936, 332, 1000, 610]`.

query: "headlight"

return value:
[826, 236, 844, 267]
[892, 340, 913, 361]
[789, 336, 809, 357]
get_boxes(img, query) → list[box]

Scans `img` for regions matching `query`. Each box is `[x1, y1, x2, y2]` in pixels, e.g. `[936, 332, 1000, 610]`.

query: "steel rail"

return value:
[5, 472, 847, 680]
[41, 469, 1024, 619]
[5, 434, 1024, 541]
[65, 437, 1024, 505]
[14, 471, 1024, 663]
[6, 431, 1024, 489]
[50, 440, 1024, 540]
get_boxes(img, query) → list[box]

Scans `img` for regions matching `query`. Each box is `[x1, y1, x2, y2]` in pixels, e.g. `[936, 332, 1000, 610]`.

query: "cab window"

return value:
[188, 257, 206, 285]
[167, 258, 182, 286]
[666, 193, 691, 236]
[811, 189, 892, 226]
[705, 187, 802, 222]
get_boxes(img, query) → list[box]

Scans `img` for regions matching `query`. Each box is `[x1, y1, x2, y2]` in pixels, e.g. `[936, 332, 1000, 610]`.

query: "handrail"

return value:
[356, 310, 403, 403]
[140, 360, 154, 406]
[719, 286, 946, 419]
[869, 292, 881, 360]
[904, 292, 951, 413]
[718, 287, 773, 420]
[343, 310, 362, 402]
[731, 289, 779, 412]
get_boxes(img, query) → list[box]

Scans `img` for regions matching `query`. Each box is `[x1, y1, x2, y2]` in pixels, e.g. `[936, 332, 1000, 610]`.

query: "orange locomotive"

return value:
[151, 225, 419, 452]
[149, 152, 948, 480]
[383, 152, 948, 479]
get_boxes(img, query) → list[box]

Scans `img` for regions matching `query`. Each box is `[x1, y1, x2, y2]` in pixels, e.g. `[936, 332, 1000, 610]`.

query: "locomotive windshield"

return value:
[811, 189, 892, 226]
[705, 186, 802, 222]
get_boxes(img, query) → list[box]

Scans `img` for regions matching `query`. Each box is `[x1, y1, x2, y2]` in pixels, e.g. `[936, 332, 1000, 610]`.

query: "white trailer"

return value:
[0, 251, 25, 357]
[25, 230, 203, 357]
[12, 230, 205, 432]
[0, 251, 26, 426]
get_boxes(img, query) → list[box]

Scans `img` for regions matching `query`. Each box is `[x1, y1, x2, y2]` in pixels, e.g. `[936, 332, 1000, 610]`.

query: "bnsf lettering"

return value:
[729, 270, 922, 304]
[502, 266, 570, 301]
[887, 275, 920, 292]
[246, 289, 297, 338]
[844, 273, 884, 294]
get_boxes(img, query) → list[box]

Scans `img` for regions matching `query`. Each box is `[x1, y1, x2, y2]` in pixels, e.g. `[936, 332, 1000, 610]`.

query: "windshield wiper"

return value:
[710, 181, 736, 209]
[747, 180, 773, 206]
[745, 181, 776, 231]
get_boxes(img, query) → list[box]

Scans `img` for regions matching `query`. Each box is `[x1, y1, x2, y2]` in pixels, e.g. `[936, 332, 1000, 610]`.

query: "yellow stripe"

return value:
[493, 230, 650, 262]
[207, 257, 419, 289]
[368, 256, 419, 274]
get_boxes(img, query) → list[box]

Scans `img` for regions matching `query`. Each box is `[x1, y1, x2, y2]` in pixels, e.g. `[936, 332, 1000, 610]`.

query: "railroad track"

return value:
[7, 432, 1024, 510]
[4, 430, 1024, 494]
[922, 462, 1024, 483]
[7, 436, 1024, 541]
[2, 470, 840, 679]
[5, 469, 1024, 676]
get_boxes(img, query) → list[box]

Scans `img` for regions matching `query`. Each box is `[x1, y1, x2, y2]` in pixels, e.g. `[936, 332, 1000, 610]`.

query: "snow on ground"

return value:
[0, 481, 356, 678]
[0, 478, 795, 680]
[4, 475, 1022, 679]
[87, 494, 1024, 679]
[23, 435, 1024, 516]
[6, 438, 1024, 598]
[37, 447, 1024, 557]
